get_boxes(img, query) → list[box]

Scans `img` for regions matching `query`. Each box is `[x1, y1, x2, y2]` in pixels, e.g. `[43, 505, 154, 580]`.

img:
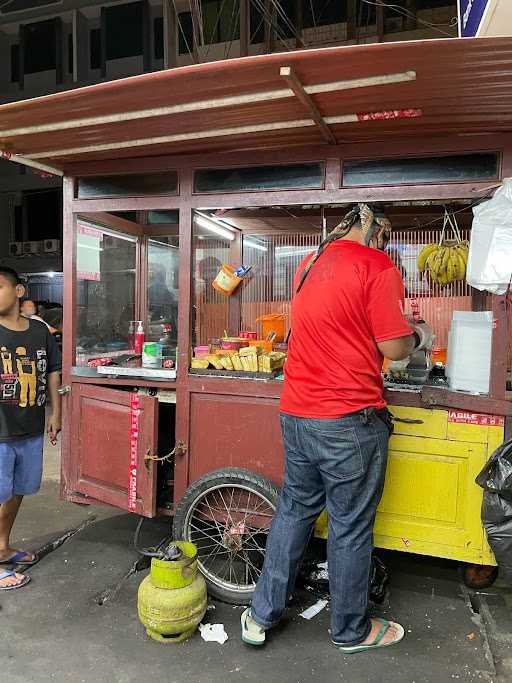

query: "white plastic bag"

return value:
[467, 179, 512, 294]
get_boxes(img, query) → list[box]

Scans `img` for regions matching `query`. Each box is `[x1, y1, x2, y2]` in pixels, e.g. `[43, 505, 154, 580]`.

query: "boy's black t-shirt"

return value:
[0, 319, 61, 441]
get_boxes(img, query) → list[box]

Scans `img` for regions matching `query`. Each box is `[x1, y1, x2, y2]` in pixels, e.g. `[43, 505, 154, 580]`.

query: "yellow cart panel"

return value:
[315, 405, 503, 567]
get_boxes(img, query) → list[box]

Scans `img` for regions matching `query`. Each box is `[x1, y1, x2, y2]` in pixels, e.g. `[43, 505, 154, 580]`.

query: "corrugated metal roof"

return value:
[0, 37, 511, 173]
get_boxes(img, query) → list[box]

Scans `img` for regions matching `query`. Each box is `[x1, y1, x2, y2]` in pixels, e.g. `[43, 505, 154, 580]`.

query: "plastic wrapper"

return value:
[476, 439, 512, 584]
[300, 553, 389, 604]
[467, 179, 512, 294]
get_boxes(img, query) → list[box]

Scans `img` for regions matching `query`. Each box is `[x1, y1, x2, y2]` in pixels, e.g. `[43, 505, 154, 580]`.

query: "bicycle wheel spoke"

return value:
[185, 484, 276, 593]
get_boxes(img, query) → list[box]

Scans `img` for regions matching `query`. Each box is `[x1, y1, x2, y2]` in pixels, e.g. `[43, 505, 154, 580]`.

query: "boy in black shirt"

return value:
[0, 268, 61, 590]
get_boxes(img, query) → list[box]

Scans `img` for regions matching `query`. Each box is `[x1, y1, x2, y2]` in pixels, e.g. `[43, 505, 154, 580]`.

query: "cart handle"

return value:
[392, 417, 424, 425]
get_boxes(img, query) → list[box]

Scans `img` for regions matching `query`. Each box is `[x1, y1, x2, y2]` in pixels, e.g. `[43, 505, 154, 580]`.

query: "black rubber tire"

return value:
[173, 467, 279, 605]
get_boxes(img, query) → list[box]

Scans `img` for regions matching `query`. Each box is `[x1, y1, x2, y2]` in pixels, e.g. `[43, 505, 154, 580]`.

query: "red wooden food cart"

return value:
[1, 37, 512, 603]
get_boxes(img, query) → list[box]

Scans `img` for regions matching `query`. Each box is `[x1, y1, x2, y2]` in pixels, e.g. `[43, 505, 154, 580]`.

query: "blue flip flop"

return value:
[0, 550, 38, 566]
[0, 570, 31, 591]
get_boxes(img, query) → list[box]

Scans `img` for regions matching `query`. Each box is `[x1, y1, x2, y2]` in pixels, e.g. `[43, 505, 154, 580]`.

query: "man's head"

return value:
[21, 299, 37, 317]
[0, 267, 25, 317]
[332, 204, 392, 251]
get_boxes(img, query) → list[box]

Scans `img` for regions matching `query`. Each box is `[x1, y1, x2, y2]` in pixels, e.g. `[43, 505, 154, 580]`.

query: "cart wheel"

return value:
[460, 563, 499, 589]
[173, 468, 279, 605]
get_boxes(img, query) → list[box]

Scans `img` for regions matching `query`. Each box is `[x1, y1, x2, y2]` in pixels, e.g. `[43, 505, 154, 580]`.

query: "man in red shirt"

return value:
[241, 204, 417, 653]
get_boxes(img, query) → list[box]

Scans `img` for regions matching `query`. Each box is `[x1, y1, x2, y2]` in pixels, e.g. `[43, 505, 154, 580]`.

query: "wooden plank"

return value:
[280, 65, 336, 145]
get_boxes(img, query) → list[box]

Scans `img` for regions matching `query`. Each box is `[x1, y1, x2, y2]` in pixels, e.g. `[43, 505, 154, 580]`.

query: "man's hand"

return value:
[47, 371, 62, 446]
[47, 413, 61, 446]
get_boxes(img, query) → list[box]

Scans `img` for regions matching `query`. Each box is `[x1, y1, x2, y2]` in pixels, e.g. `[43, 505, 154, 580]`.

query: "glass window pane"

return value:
[192, 213, 231, 346]
[105, 1, 143, 60]
[77, 172, 178, 199]
[147, 210, 179, 225]
[147, 236, 180, 355]
[343, 154, 499, 187]
[241, 233, 320, 335]
[194, 163, 324, 193]
[23, 19, 57, 74]
[75, 221, 137, 365]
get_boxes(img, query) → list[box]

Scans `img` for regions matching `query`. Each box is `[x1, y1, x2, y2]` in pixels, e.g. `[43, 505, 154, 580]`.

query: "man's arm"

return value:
[377, 334, 416, 361]
[47, 371, 62, 445]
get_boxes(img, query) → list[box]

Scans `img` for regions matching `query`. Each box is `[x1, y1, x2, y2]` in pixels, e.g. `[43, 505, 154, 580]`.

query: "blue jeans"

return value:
[251, 410, 389, 646]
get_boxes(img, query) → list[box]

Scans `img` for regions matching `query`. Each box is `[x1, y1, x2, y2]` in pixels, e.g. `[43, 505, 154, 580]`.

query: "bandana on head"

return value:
[331, 203, 392, 249]
[296, 203, 392, 293]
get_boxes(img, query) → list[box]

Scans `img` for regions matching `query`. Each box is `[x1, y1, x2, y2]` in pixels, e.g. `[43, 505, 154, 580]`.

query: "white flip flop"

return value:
[241, 608, 266, 646]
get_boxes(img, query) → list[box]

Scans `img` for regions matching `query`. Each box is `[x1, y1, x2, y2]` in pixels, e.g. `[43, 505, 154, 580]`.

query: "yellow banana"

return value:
[417, 244, 438, 272]
[445, 249, 457, 284]
[427, 250, 441, 279]
[454, 250, 466, 279]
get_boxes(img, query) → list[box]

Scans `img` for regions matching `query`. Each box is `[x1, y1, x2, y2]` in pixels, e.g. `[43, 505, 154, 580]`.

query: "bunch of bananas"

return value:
[417, 241, 469, 287]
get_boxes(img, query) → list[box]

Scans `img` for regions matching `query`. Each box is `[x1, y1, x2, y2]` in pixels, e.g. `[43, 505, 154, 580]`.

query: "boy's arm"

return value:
[47, 371, 62, 445]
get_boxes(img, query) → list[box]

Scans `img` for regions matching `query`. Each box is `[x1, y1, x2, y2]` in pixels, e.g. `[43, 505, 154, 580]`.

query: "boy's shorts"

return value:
[0, 434, 44, 503]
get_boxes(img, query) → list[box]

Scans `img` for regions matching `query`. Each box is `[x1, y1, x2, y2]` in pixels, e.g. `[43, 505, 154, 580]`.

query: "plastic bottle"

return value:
[134, 321, 145, 354]
[127, 321, 135, 350]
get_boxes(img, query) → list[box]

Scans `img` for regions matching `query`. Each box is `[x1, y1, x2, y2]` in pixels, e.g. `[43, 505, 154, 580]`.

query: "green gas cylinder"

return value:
[137, 541, 207, 644]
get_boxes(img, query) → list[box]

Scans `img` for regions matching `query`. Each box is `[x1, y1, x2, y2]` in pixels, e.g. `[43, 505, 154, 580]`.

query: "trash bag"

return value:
[476, 439, 512, 585]
[466, 179, 512, 295]
[476, 439, 512, 502]
[481, 493, 512, 585]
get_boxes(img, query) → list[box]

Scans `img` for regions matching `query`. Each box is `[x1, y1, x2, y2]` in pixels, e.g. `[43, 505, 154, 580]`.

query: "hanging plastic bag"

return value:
[466, 179, 512, 294]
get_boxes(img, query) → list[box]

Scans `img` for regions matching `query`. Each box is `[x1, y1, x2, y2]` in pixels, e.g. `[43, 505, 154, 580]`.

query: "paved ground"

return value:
[2, 440, 512, 683]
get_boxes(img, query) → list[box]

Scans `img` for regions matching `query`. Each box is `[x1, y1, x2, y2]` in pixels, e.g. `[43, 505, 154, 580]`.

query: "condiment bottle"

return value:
[134, 321, 145, 354]
[127, 321, 135, 349]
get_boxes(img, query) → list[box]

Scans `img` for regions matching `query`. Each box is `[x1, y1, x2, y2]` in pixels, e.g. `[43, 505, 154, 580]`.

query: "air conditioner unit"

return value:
[22, 241, 41, 256]
[9, 242, 23, 257]
[385, 16, 404, 33]
[43, 239, 60, 254]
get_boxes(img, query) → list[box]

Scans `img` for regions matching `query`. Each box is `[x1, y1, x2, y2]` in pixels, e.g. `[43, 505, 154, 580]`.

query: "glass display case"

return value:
[73, 212, 179, 378]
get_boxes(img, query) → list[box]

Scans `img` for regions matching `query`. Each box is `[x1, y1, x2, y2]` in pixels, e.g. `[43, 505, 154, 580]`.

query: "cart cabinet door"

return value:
[66, 384, 158, 517]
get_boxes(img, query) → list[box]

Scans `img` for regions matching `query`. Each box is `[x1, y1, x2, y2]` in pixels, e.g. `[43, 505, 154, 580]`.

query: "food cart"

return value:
[1, 37, 512, 604]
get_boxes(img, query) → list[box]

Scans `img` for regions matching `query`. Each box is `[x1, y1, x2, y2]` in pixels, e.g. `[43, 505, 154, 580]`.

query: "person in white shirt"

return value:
[20, 300, 57, 334]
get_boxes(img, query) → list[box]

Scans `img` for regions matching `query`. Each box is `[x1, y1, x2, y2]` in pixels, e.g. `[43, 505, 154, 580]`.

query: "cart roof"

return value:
[1, 37, 512, 174]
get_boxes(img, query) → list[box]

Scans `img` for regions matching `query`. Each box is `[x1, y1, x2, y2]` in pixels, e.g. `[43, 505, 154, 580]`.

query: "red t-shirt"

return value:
[280, 240, 411, 418]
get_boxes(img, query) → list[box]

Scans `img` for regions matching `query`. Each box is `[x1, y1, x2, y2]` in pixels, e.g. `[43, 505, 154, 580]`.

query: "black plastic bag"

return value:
[299, 553, 390, 605]
[481, 493, 512, 585]
[476, 439, 512, 585]
[476, 439, 512, 502]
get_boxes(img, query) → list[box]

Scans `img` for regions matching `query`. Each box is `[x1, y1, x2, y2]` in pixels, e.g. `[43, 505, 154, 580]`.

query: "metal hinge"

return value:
[58, 385, 72, 395]
[144, 440, 187, 466]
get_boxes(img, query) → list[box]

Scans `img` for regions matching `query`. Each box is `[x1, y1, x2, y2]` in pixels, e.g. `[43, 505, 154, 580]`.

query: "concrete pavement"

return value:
[2, 440, 512, 683]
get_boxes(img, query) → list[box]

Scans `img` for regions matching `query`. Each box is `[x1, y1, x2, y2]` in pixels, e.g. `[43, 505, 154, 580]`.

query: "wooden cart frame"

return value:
[3, 37, 512, 601]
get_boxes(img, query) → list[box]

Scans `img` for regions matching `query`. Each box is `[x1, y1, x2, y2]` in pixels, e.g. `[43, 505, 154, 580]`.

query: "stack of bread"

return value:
[191, 345, 286, 374]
